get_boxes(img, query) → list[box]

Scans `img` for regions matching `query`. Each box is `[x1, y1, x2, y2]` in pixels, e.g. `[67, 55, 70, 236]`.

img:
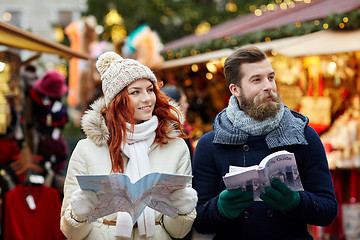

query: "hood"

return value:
[81, 97, 184, 146]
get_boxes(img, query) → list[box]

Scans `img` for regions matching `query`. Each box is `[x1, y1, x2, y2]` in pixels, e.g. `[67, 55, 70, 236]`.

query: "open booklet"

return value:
[223, 150, 303, 201]
[76, 172, 192, 223]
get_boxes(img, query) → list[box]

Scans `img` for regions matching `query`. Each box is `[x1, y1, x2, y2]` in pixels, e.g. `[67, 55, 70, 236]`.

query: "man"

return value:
[192, 45, 338, 239]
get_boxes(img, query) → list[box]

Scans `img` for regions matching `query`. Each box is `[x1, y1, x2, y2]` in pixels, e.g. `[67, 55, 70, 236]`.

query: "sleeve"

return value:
[60, 140, 93, 240]
[287, 126, 338, 226]
[162, 138, 197, 238]
[192, 132, 231, 234]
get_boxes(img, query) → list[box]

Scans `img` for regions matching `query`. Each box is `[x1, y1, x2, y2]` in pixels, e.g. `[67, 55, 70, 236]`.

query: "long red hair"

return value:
[101, 81, 186, 173]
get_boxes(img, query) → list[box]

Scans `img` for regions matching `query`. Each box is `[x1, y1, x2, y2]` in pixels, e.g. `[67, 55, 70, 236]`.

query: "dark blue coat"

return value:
[192, 125, 338, 240]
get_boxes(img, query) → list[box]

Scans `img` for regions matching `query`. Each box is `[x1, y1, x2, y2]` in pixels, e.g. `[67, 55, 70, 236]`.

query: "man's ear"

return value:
[229, 84, 241, 97]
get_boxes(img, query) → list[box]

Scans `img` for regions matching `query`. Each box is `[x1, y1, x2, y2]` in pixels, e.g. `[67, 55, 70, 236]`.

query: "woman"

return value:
[60, 52, 197, 240]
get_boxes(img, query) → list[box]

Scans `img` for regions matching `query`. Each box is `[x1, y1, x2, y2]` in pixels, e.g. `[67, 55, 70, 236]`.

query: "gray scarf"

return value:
[226, 95, 284, 136]
[213, 96, 309, 148]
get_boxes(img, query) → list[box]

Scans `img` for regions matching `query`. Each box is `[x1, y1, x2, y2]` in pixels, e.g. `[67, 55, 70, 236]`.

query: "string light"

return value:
[280, 3, 288, 10]
[191, 64, 199, 72]
[111, 26, 126, 42]
[254, 9, 262, 16]
[54, 26, 64, 42]
[190, 49, 197, 56]
[167, 50, 174, 57]
[206, 72, 213, 80]
[0, 62, 6, 72]
[226, 2, 238, 12]
[206, 62, 217, 73]
[2, 12, 11, 21]
[105, 9, 122, 26]
[195, 22, 211, 35]
[184, 23, 192, 31]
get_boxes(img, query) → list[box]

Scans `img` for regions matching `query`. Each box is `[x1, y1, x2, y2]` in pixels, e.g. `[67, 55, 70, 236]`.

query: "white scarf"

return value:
[115, 116, 158, 238]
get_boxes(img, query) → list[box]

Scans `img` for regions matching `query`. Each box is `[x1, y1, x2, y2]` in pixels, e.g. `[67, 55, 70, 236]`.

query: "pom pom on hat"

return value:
[96, 52, 123, 76]
[96, 51, 157, 106]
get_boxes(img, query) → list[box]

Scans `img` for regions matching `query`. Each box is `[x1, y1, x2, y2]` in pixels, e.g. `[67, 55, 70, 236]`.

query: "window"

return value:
[58, 11, 73, 27]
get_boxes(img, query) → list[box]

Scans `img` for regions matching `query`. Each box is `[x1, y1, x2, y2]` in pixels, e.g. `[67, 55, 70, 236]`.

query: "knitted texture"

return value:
[260, 179, 301, 212]
[96, 52, 157, 106]
[226, 95, 284, 136]
[213, 102, 309, 148]
[217, 189, 253, 219]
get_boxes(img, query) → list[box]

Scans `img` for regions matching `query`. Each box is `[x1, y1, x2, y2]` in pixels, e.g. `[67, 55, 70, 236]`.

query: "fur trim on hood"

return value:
[81, 97, 185, 147]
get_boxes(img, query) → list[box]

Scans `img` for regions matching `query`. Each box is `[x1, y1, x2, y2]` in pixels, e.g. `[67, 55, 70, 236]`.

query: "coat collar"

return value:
[81, 97, 184, 146]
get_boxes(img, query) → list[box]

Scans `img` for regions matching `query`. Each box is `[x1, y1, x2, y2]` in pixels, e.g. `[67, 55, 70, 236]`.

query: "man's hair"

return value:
[224, 45, 267, 87]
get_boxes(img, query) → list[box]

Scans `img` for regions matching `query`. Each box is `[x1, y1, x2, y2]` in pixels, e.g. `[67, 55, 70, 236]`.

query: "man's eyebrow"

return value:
[249, 72, 275, 78]
[249, 74, 261, 79]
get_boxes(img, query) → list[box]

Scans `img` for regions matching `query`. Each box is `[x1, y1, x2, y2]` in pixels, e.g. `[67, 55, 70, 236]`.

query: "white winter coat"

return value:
[60, 98, 196, 240]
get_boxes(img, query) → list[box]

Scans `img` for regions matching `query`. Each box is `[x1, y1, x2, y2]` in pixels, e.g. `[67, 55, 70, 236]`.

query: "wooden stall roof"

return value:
[0, 21, 90, 60]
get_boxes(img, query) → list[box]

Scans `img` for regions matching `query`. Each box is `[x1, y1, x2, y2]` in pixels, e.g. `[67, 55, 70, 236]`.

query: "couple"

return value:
[60, 46, 337, 239]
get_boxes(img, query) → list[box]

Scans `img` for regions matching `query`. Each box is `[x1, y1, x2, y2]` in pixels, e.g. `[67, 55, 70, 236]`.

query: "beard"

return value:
[240, 90, 282, 121]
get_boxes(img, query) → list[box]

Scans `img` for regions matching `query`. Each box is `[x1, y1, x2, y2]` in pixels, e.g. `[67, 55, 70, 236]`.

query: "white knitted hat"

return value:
[96, 51, 157, 106]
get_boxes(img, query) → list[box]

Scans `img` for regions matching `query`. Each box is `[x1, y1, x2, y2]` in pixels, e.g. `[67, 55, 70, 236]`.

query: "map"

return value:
[76, 172, 192, 223]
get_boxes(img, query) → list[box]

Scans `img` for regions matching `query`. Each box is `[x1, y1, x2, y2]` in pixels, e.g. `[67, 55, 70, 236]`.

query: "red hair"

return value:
[101, 82, 185, 173]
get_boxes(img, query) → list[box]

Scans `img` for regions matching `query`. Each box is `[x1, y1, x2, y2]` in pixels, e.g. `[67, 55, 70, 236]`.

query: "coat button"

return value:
[243, 145, 250, 152]
[266, 210, 273, 218]
[243, 211, 250, 219]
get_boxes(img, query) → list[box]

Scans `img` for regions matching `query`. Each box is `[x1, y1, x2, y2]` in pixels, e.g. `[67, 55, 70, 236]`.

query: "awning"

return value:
[0, 21, 90, 60]
[162, 0, 360, 52]
[260, 29, 360, 57]
[161, 48, 233, 70]
[161, 29, 360, 69]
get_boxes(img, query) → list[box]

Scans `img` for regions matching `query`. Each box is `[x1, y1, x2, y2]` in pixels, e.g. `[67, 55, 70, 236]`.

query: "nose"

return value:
[142, 91, 151, 102]
[262, 79, 273, 92]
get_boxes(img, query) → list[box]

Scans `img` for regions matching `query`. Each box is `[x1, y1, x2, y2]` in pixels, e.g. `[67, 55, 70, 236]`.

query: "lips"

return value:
[139, 106, 152, 111]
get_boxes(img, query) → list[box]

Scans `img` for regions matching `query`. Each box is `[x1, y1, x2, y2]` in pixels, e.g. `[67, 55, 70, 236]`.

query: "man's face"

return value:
[229, 58, 282, 121]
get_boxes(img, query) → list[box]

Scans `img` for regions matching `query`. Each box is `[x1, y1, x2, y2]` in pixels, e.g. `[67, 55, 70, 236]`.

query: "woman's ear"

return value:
[229, 84, 241, 97]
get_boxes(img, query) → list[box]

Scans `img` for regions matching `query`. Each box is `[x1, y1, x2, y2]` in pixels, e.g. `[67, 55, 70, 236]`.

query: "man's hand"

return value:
[217, 189, 253, 219]
[260, 179, 300, 212]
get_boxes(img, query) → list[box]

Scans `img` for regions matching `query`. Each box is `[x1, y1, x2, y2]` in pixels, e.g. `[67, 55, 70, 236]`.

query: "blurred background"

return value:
[1, 0, 360, 239]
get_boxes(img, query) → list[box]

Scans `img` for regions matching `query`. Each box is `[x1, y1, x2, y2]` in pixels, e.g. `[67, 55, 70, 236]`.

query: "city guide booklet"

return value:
[223, 150, 304, 201]
[76, 172, 192, 223]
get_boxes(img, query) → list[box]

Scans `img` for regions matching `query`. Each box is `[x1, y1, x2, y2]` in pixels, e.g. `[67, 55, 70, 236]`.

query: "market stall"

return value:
[159, 28, 360, 239]
[0, 21, 91, 239]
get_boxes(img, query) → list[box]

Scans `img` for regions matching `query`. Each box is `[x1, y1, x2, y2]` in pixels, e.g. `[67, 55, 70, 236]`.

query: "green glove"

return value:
[217, 189, 253, 219]
[260, 179, 300, 212]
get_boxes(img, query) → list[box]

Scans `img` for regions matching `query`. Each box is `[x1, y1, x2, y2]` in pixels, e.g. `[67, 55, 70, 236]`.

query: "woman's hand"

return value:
[170, 187, 198, 215]
[70, 189, 99, 222]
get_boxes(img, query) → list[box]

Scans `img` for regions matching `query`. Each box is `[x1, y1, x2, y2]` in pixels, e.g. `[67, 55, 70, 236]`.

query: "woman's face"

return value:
[127, 78, 156, 124]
